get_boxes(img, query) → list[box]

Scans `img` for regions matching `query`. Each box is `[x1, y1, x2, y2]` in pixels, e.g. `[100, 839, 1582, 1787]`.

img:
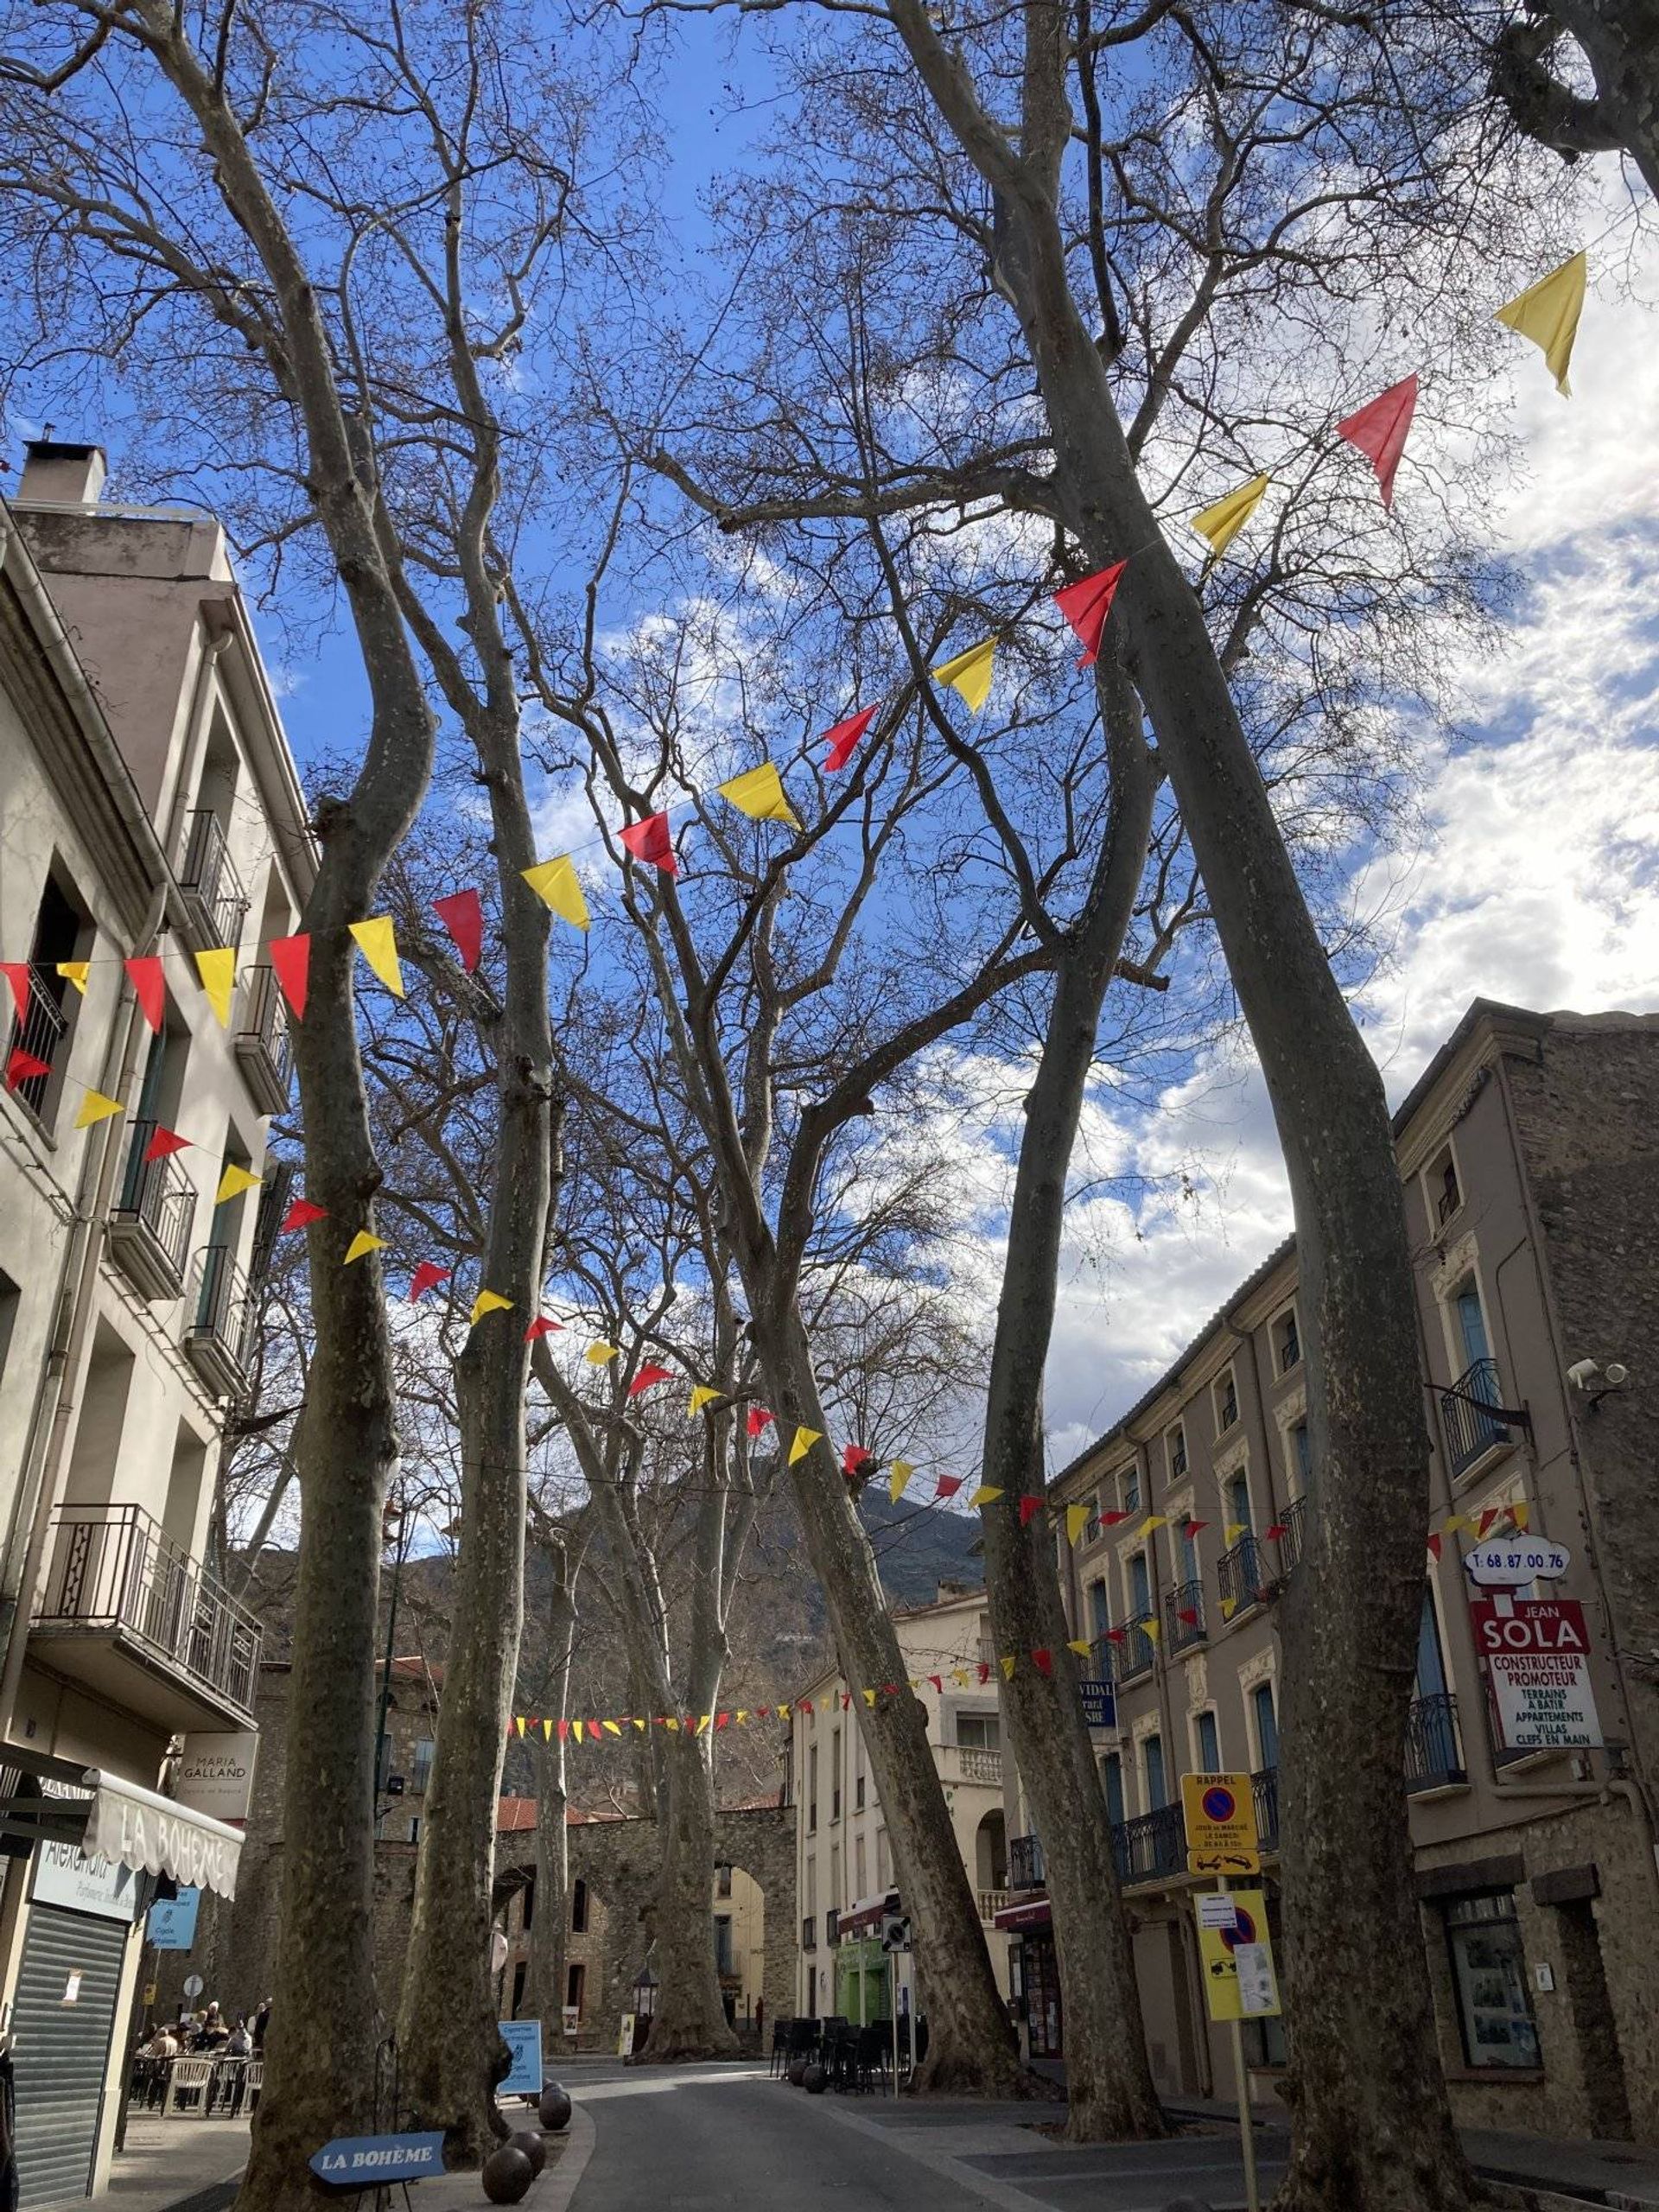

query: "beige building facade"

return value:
[790, 1586, 1012, 2024]
[1020, 1000, 1659, 2142]
[0, 442, 313, 2202]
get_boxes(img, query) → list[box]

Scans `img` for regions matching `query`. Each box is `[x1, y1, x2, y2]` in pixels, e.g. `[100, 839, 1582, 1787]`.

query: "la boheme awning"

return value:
[80, 1770, 243, 1900]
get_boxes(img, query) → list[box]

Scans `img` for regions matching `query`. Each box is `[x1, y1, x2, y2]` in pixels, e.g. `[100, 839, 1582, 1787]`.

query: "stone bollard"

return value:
[537, 2083, 572, 2133]
[506, 2131, 548, 2177]
[481, 2146, 535, 2204]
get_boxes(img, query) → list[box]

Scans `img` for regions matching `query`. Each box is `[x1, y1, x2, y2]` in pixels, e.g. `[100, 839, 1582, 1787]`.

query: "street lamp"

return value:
[372, 1484, 410, 1826]
[632, 1964, 658, 2018]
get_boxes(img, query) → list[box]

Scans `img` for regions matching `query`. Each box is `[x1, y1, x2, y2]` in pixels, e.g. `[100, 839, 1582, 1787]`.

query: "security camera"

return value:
[1567, 1359, 1600, 1389]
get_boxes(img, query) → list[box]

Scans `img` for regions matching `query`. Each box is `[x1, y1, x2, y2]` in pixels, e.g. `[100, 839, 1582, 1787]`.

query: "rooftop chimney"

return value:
[17, 438, 107, 506]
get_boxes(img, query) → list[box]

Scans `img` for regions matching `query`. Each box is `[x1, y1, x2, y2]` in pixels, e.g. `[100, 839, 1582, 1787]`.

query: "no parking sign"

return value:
[1180, 1771, 1260, 1875]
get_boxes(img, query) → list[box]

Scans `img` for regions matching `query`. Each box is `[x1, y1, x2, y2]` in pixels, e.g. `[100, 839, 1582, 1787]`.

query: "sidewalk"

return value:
[106, 2115, 250, 2212]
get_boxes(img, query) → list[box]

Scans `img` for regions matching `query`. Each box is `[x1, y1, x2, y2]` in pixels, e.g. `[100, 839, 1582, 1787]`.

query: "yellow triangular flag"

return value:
[862, 1688, 877, 1707]
[1496, 251, 1586, 397]
[195, 948, 236, 1027]
[717, 762, 801, 829]
[950, 1668, 969, 1687]
[1065, 1502, 1090, 1546]
[1443, 1514, 1474, 1537]
[469, 1290, 513, 1325]
[344, 1230, 387, 1264]
[514, 1717, 526, 1738]
[73, 1091, 124, 1128]
[1220, 1594, 1238, 1621]
[214, 1164, 262, 1205]
[696, 1714, 712, 1736]
[1066, 1638, 1092, 1656]
[631, 1718, 646, 1732]
[788, 1425, 822, 1465]
[1000, 1654, 1017, 1681]
[1138, 1514, 1167, 1535]
[572, 1720, 585, 1743]
[1192, 473, 1269, 558]
[542, 1720, 554, 1741]
[603, 1719, 622, 1737]
[55, 961, 90, 995]
[664, 1717, 680, 1732]
[969, 1484, 1003, 1508]
[1141, 1616, 1161, 1643]
[1224, 1522, 1248, 1545]
[350, 916, 405, 997]
[735, 1711, 747, 1725]
[688, 1384, 721, 1415]
[889, 1460, 913, 1503]
[777, 1703, 790, 1721]
[585, 1341, 619, 1365]
[931, 638, 996, 713]
[1510, 1502, 1531, 1531]
[522, 855, 590, 931]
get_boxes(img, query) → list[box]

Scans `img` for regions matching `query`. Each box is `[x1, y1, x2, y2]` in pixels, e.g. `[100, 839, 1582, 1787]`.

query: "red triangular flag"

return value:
[1178, 1607, 1199, 1627]
[842, 1443, 873, 1475]
[619, 812, 676, 875]
[747, 1407, 773, 1438]
[715, 1712, 731, 1730]
[927, 1675, 943, 1693]
[144, 1125, 190, 1161]
[976, 1661, 991, 1683]
[628, 1363, 674, 1397]
[280, 1197, 329, 1232]
[1106, 1627, 1126, 1643]
[5, 1048, 49, 1090]
[1020, 1494, 1045, 1527]
[432, 890, 484, 973]
[524, 1316, 562, 1341]
[822, 704, 878, 773]
[1053, 561, 1128, 670]
[556, 1719, 570, 1742]
[269, 933, 311, 1020]
[1264, 1522, 1288, 1541]
[1426, 1533, 1444, 1563]
[409, 1262, 451, 1303]
[936, 1473, 963, 1501]
[0, 964, 30, 1026]
[1183, 1518, 1209, 1535]
[1032, 1648, 1053, 1677]
[757, 1707, 771, 1719]
[1337, 373, 1418, 510]
[123, 957, 166, 1034]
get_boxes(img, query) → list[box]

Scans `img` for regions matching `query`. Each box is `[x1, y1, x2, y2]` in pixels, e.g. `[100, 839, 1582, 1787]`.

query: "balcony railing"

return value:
[234, 965, 293, 1114]
[1111, 1803, 1185, 1885]
[4, 964, 68, 1121]
[1405, 1692, 1467, 1792]
[110, 1120, 196, 1299]
[1274, 1496, 1309, 1576]
[947, 1745, 1002, 1786]
[1439, 1357, 1515, 1478]
[1110, 1613, 1158, 1683]
[1165, 1579, 1206, 1652]
[801, 1915, 817, 1953]
[34, 1503, 262, 1719]
[180, 810, 249, 950]
[1252, 1764, 1280, 1853]
[1009, 1833, 1046, 1891]
[1217, 1533, 1271, 1617]
[977, 1887, 1009, 1923]
[184, 1243, 257, 1395]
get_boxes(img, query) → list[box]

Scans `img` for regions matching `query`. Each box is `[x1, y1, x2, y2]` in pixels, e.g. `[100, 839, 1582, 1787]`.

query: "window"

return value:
[1101, 1752, 1124, 1827]
[1087, 1579, 1111, 1643]
[805, 1859, 817, 1922]
[1275, 1310, 1300, 1374]
[876, 1829, 889, 1890]
[855, 1771, 865, 1811]
[0, 1271, 19, 1395]
[1143, 1733, 1167, 1811]
[1128, 1550, 1152, 1618]
[522, 1872, 535, 1929]
[410, 1738, 435, 1795]
[1217, 1369, 1239, 1431]
[1168, 1425, 1188, 1481]
[831, 1727, 842, 1821]
[1454, 1282, 1492, 1372]
[7, 869, 91, 1129]
[408, 1816, 420, 1845]
[714, 1916, 734, 1976]
[1084, 1493, 1101, 1542]
[1250, 1681, 1280, 1770]
[809, 1745, 818, 1833]
[1225, 1471, 1253, 1536]
[571, 1878, 588, 1935]
[1445, 1895, 1540, 2069]
[855, 1836, 867, 1896]
[1122, 1464, 1141, 1513]
[566, 1963, 586, 2018]
[957, 1713, 1001, 1751]
[715, 1863, 733, 1899]
[1428, 1144, 1462, 1230]
[1290, 1423, 1313, 1491]
[1194, 1710, 1221, 1773]
[1175, 1518, 1199, 1587]
[1416, 1591, 1450, 1703]
[830, 1842, 841, 1909]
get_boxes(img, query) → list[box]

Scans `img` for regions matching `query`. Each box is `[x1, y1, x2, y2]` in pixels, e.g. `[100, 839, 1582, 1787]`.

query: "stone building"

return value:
[0, 442, 312, 2204]
[1019, 999, 1659, 2141]
[789, 1584, 1010, 2024]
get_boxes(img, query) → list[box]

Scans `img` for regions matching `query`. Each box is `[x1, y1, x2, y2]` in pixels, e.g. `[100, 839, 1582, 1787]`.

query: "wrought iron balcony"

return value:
[234, 965, 293, 1115]
[1405, 1692, 1467, 1793]
[31, 1503, 263, 1729]
[1009, 1833, 1046, 1891]
[1273, 1497, 1309, 1576]
[184, 1243, 257, 1396]
[1252, 1764, 1280, 1853]
[109, 1120, 196, 1300]
[1165, 1579, 1206, 1652]
[3, 964, 68, 1122]
[1109, 1613, 1158, 1683]
[1217, 1533, 1271, 1617]
[180, 809, 249, 952]
[1438, 1357, 1517, 1478]
[1110, 1803, 1185, 1885]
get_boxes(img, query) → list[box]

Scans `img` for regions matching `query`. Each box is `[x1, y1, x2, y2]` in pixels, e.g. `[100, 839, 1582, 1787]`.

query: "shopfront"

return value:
[995, 1894, 1062, 2059]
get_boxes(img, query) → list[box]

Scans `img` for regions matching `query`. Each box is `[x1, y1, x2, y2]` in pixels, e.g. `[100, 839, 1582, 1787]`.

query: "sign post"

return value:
[881, 1913, 910, 2100]
[1182, 1776, 1269, 2212]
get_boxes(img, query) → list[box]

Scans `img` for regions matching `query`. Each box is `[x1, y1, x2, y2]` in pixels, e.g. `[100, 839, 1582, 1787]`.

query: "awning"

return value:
[836, 1891, 899, 1939]
[993, 1895, 1052, 1933]
[79, 1770, 243, 1900]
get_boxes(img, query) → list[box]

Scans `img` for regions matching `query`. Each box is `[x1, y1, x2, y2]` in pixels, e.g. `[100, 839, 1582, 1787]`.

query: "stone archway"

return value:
[712, 1806, 795, 2037]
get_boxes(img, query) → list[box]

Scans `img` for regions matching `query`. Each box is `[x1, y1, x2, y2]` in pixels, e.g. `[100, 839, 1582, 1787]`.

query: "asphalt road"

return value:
[564, 2061, 1285, 2212]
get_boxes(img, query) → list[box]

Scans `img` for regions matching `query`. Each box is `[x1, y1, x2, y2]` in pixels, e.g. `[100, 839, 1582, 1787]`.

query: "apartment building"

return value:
[1014, 1000, 1658, 2143]
[0, 441, 314, 2202]
[791, 1586, 1011, 2023]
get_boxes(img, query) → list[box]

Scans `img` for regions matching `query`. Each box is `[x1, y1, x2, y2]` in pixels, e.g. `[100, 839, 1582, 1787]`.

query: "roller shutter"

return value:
[12, 1905, 128, 2207]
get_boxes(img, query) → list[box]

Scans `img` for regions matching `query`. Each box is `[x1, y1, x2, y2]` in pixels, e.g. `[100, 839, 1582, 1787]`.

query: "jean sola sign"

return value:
[1470, 1595, 1603, 1751]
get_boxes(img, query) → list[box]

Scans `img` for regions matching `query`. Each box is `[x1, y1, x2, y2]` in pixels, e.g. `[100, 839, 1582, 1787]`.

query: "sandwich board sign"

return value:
[1471, 1595, 1602, 1751]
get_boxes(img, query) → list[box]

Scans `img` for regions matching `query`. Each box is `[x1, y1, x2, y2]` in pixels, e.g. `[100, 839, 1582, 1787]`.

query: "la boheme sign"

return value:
[1471, 1597, 1603, 1751]
[309, 2133, 445, 2186]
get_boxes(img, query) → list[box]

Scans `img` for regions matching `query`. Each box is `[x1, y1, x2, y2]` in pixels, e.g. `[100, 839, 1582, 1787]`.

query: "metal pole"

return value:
[1220, 1877, 1260, 2212]
[372, 1499, 404, 1823]
[891, 1955, 899, 2100]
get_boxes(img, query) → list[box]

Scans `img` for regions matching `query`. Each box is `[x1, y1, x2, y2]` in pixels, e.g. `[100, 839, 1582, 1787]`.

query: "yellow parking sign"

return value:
[1194, 1887, 1280, 2022]
[1181, 1770, 1261, 1875]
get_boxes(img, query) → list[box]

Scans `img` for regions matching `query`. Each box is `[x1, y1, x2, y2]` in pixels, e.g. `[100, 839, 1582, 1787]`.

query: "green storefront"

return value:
[834, 1937, 893, 2023]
